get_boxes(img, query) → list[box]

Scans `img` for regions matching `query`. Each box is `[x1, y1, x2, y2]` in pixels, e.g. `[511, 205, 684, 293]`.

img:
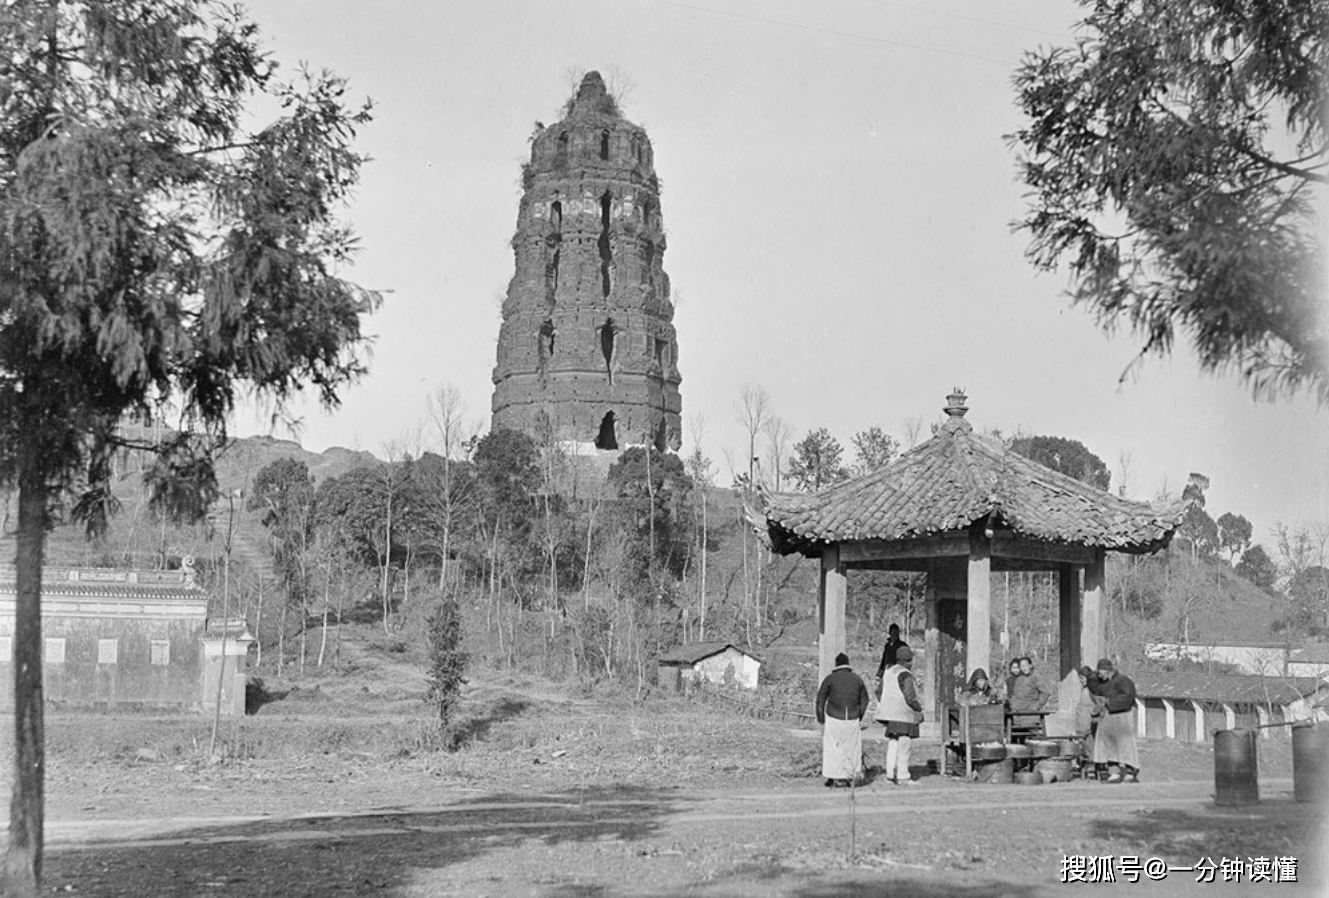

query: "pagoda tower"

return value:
[491, 71, 682, 452]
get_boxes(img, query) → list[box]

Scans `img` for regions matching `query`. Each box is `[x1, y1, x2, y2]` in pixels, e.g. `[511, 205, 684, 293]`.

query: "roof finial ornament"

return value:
[941, 389, 972, 434]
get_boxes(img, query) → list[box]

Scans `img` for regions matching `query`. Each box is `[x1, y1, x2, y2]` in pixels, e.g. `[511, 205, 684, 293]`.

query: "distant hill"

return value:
[1113, 544, 1297, 653]
[2, 434, 381, 571]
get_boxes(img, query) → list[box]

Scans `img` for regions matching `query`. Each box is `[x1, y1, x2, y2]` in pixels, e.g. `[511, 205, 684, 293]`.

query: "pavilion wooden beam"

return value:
[817, 544, 847, 684]
[990, 532, 1096, 566]
[967, 529, 991, 678]
[839, 533, 969, 565]
[1081, 549, 1106, 668]
[843, 559, 932, 572]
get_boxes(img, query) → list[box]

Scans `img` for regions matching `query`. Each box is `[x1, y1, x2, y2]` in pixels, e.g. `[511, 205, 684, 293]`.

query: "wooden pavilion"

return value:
[754, 391, 1183, 736]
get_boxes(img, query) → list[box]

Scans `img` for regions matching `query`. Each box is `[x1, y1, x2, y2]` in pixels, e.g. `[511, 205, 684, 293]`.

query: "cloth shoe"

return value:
[1106, 772, 1122, 784]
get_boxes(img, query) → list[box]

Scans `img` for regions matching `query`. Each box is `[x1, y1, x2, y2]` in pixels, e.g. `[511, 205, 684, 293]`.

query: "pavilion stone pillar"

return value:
[1057, 563, 1082, 734]
[1081, 549, 1106, 671]
[967, 530, 991, 678]
[818, 544, 847, 683]
[922, 560, 940, 735]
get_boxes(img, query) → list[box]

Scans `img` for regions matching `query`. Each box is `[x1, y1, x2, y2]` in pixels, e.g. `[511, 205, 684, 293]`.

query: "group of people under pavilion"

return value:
[763, 392, 1183, 785]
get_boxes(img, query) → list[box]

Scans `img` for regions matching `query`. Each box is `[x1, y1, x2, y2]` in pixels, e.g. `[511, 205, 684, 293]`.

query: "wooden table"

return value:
[940, 706, 1056, 777]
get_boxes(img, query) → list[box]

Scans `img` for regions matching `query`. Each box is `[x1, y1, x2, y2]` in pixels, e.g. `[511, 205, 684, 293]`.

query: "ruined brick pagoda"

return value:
[491, 71, 682, 452]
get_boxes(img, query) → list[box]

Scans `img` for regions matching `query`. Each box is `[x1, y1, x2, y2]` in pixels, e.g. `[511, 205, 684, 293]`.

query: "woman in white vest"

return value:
[875, 645, 924, 785]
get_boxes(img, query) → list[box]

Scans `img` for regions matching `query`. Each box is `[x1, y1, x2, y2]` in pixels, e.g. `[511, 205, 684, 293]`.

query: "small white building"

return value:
[1145, 640, 1290, 676]
[657, 642, 761, 692]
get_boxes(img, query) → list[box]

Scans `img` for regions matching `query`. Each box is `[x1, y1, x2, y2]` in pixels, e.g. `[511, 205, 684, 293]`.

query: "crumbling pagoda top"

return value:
[491, 71, 682, 452]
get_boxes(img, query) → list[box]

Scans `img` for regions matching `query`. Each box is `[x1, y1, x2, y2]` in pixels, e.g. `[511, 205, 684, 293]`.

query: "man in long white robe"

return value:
[815, 652, 869, 786]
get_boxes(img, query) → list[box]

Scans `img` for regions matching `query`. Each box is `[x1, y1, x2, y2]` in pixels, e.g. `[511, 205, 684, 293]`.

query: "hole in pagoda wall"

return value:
[600, 130, 610, 160]
[599, 191, 613, 298]
[537, 319, 556, 382]
[595, 412, 618, 451]
[598, 318, 617, 384]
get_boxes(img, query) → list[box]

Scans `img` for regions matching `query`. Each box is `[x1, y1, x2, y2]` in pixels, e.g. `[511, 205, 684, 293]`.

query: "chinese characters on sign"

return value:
[1060, 856, 1297, 884]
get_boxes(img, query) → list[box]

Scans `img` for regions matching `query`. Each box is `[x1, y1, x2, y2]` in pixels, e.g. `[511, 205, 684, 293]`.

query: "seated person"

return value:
[958, 668, 1000, 706]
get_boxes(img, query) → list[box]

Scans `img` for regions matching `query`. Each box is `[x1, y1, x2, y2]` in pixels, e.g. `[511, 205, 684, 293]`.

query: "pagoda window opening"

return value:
[598, 318, 617, 384]
[545, 238, 561, 299]
[538, 319, 556, 368]
[653, 418, 668, 452]
[600, 130, 610, 160]
[555, 132, 569, 167]
[595, 412, 618, 451]
[599, 191, 613, 298]
[654, 337, 667, 367]
[550, 200, 562, 230]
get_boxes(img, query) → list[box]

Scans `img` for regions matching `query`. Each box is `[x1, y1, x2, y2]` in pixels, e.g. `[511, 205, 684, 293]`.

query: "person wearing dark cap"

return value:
[1092, 658, 1139, 783]
[875, 623, 909, 681]
[874, 645, 924, 785]
[815, 652, 870, 787]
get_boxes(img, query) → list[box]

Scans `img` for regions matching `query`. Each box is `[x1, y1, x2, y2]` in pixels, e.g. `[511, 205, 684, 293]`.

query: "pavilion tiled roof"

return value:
[760, 393, 1184, 557]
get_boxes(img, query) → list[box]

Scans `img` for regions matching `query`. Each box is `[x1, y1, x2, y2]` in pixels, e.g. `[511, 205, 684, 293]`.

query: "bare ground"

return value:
[16, 636, 1329, 896]
[32, 698, 1329, 897]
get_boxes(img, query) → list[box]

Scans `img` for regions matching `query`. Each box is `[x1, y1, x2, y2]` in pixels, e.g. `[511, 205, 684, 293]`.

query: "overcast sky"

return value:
[237, 0, 1328, 546]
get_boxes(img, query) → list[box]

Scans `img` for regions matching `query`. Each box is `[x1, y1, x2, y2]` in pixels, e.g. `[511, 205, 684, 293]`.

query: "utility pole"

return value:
[209, 488, 241, 759]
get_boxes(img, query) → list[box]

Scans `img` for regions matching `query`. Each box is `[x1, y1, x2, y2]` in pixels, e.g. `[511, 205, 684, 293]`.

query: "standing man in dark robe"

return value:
[815, 652, 870, 787]
[1092, 658, 1140, 783]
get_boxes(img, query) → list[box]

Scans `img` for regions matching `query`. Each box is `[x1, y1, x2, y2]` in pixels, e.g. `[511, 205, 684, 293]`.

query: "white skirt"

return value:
[1093, 709, 1140, 767]
[822, 715, 864, 780]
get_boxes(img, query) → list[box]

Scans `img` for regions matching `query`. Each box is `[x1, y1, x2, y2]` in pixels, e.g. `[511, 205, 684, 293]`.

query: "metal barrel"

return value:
[1292, 723, 1329, 803]
[1213, 728, 1259, 807]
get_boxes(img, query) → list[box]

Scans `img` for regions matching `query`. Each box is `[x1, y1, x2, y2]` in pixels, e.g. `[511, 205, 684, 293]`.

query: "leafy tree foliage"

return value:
[1178, 473, 1219, 557]
[605, 447, 694, 583]
[424, 595, 468, 743]
[249, 459, 316, 606]
[1236, 544, 1278, 590]
[850, 426, 899, 474]
[1279, 565, 1329, 637]
[0, 3, 376, 891]
[472, 429, 541, 528]
[1008, 435, 1111, 490]
[789, 428, 847, 492]
[1216, 512, 1254, 563]
[1011, 0, 1327, 401]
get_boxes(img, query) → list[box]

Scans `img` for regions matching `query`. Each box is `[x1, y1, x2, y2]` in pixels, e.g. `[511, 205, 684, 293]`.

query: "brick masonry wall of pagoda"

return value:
[491, 72, 682, 452]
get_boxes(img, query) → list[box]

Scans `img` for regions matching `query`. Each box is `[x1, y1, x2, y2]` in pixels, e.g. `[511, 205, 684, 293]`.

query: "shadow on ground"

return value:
[1087, 798, 1323, 864]
[45, 786, 683, 898]
[451, 695, 532, 747]
[537, 879, 1050, 898]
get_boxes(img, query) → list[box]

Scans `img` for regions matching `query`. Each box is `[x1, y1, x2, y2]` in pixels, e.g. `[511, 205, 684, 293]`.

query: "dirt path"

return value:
[42, 777, 1327, 897]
